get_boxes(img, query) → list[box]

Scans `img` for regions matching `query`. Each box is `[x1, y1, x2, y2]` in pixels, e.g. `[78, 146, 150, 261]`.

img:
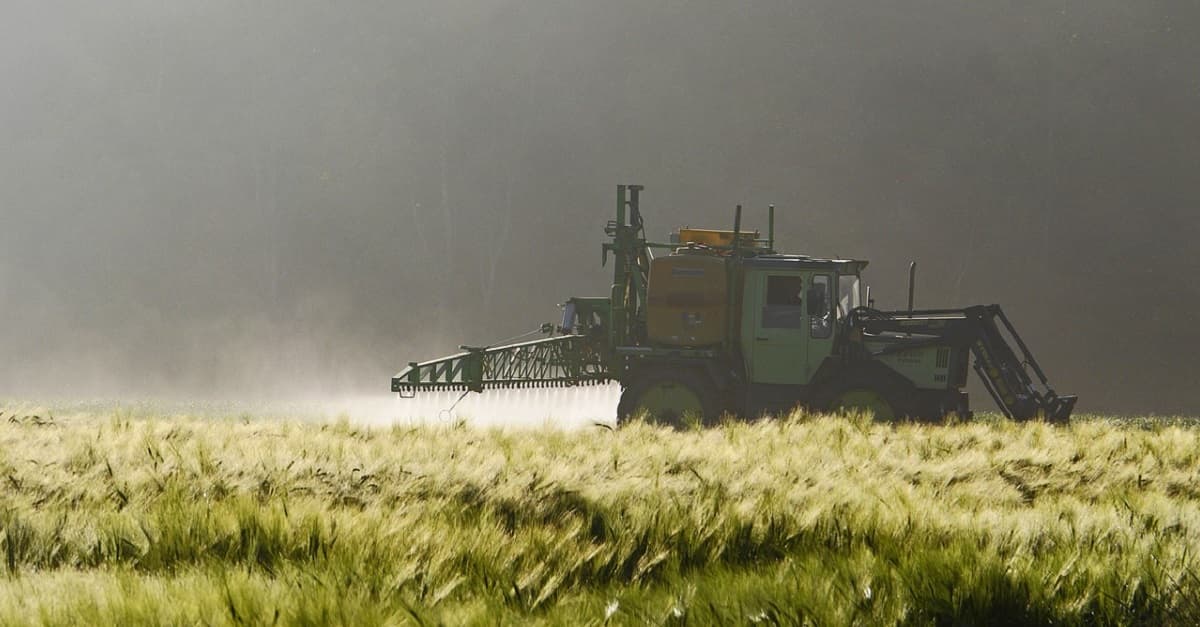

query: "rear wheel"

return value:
[617, 370, 722, 428]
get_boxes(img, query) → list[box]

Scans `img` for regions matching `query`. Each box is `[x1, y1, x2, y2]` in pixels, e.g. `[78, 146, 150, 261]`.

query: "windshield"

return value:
[838, 274, 862, 316]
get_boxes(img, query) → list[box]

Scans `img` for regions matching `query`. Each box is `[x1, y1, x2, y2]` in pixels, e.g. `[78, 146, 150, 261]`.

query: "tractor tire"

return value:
[816, 371, 915, 422]
[617, 369, 723, 428]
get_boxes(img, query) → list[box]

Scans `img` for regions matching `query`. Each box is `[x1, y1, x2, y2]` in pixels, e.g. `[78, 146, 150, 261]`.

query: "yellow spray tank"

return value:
[646, 249, 728, 347]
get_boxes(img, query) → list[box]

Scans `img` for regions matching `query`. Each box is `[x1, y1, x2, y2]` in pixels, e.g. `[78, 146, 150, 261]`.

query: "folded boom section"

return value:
[392, 335, 610, 394]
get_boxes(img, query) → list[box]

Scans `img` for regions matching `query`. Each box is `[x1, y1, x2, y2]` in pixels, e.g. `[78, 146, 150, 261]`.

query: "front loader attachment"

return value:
[392, 335, 610, 395]
[966, 305, 1077, 421]
[855, 305, 1076, 421]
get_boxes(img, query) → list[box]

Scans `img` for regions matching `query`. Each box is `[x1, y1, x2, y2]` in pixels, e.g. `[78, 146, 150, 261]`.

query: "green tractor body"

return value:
[394, 185, 1076, 424]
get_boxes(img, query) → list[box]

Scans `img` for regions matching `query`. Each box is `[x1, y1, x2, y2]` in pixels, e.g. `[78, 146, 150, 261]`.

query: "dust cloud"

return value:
[1, 1, 1197, 416]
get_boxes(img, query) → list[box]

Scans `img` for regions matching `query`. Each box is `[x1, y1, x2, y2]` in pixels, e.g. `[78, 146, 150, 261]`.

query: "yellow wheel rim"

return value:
[832, 388, 895, 421]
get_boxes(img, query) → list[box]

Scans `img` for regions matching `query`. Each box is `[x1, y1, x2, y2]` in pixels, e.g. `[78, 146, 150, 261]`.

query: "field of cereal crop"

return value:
[0, 405, 1198, 625]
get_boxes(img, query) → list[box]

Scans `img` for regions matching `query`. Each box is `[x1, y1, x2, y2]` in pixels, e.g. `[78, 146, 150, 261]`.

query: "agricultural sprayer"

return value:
[394, 185, 1076, 424]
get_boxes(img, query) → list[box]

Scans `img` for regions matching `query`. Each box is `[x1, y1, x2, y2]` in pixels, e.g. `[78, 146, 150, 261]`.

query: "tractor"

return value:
[394, 185, 1076, 424]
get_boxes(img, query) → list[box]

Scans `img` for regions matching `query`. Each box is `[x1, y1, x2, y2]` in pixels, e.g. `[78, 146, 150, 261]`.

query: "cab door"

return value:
[744, 271, 809, 385]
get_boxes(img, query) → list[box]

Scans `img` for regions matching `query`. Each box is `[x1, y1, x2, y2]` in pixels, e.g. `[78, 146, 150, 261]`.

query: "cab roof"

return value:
[742, 254, 869, 274]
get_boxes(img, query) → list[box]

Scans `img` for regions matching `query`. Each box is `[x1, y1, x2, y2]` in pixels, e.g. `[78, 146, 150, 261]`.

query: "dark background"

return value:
[2, 1, 1197, 412]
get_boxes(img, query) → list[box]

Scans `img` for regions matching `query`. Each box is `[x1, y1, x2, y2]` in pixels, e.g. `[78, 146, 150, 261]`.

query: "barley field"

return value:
[0, 404, 1198, 625]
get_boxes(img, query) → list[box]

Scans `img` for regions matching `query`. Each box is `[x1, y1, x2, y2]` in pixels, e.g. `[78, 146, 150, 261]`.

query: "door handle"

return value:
[755, 337, 769, 341]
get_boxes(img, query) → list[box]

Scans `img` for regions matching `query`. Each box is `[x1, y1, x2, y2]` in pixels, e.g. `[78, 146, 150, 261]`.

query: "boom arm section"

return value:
[392, 335, 611, 395]
[851, 305, 1077, 421]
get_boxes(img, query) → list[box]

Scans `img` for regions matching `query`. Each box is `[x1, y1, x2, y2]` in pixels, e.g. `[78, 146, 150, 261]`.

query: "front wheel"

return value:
[617, 369, 723, 428]
[817, 372, 912, 422]
[825, 386, 898, 421]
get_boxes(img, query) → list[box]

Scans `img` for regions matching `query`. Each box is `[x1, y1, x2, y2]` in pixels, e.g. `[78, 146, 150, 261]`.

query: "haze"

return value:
[2, 1, 1197, 414]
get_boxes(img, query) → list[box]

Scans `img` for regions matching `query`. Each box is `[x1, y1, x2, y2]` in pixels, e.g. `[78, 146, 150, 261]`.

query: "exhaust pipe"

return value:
[768, 204, 775, 251]
[732, 204, 742, 252]
[907, 261, 917, 314]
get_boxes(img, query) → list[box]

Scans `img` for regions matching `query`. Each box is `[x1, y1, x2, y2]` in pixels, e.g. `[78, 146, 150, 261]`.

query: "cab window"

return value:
[838, 274, 862, 315]
[761, 275, 804, 329]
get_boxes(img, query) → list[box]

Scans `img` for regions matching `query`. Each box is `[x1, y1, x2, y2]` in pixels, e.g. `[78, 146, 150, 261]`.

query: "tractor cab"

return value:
[737, 256, 867, 387]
